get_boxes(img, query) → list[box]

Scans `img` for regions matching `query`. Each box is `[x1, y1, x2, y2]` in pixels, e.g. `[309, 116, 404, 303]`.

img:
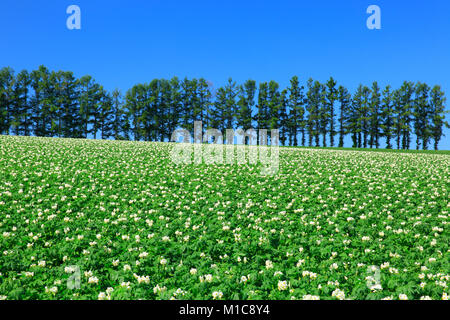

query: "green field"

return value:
[0, 135, 448, 300]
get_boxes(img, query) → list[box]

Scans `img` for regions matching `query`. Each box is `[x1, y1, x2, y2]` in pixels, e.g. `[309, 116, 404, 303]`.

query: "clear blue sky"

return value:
[1, 0, 449, 149]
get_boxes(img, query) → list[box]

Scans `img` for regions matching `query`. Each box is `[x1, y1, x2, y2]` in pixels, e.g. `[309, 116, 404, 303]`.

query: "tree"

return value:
[11, 70, 31, 136]
[0, 67, 15, 135]
[429, 85, 448, 150]
[325, 77, 338, 147]
[197, 78, 212, 135]
[236, 80, 256, 144]
[224, 78, 237, 138]
[256, 82, 270, 144]
[360, 85, 371, 148]
[318, 83, 329, 147]
[180, 78, 197, 134]
[267, 80, 281, 143]
[279, 89, 289, 146]
[413, 82, 431, 149]
[97, 89, 114, 139]
[126, 83, 146, 141]
[380, 85, 394, 149]
[30, 65, 52, 137]
[398, 81, 415, 149]
[158, 79, 171, 142]
[368, 81, 381, 148]
[79, 75, 102, 138]
[392, 89, 403, 149]
[146, 79, 160, 141]
[337, 85, 351, 148]
[167, 77, 181, 141]
[110, 89, 128, 140]
[59, 71, 80, 138]
[210, 86, 227, 140]
[287, 76, 305, 146]
[306, 79, 321, 147]
[350, 85, 364, 148]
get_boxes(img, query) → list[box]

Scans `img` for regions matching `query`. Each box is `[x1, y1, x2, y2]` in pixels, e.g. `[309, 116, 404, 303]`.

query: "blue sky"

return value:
[1, 0, 449, 149]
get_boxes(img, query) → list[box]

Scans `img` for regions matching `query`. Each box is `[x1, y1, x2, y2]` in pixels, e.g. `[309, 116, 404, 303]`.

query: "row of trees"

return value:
[0, 65, 448, 149]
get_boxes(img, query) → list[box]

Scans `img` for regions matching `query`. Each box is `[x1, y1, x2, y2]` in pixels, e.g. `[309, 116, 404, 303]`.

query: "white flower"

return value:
[190, 268, 197, 275]
[139, 252, 148, 258]
[136, 275, 150, 284]
[45, 286, 58, 295]
[153, 284, 167, 294]
[265, 260, 274, 269]
[380, 262, 389, 269]
[88, 276, 99, 284]
[302, 294, 320, 300]
[369, 284, 383, 291]
[278, 280, 288, 291]
[160, 258, 167, 265]
[65, 266, 76, 273]
[332, 288, 345, 300]
[212, 291, 223, 300]
[399, 294, 408, 300]
[204, 274, 213, 282]
[98, 292, 107, 300]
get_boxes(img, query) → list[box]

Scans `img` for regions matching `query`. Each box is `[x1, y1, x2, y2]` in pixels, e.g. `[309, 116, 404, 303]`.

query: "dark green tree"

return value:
[236, 79, 256, 144]
[11, 70, 32, 136]
[398, 81, 415, 149]
[256, 82, 270, 144]
[337, 85, 351, 148]
[368, 81, 381, 148]
[413, 82, 431, 149]
[380, 85, 394, 149]
[287, 76, 305, 146]
[325, 77, 338, 147]
[306, 79, 321, 147]
[0, 67, 15, 135]
[429, 85, 448, 150]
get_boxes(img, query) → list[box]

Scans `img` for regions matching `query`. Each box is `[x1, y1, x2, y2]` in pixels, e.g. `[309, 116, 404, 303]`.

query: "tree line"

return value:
[0, 65, 448, 150]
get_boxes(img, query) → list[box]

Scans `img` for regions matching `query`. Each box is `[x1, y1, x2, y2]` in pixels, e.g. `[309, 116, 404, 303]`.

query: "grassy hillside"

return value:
[0, 135, 448, 300]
